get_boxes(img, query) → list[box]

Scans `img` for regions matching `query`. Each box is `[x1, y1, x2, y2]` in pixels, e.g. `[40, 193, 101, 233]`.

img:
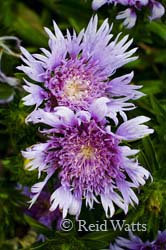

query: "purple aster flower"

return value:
[149, 1, 165, 21]
[110, 232, 153, 250]
[110, 230, 166, 250]
[17, 15, 142, 123]
[116, 8, 137, 29]
[92, 0, 165, 28]
[22, 106, 153, 218]
[153, 230, 166, 249]
[22, 186, 62, 229]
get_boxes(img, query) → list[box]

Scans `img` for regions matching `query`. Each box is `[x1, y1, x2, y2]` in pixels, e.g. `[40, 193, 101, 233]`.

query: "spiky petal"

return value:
[92, 0, 165, 28]
[22, 107, 153, 218]
[110, 230, 166, 250]
[18, 15, 140, 123]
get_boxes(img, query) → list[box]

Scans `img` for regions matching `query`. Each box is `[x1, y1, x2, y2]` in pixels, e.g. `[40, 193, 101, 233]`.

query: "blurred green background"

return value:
[0, 0, 166, 249]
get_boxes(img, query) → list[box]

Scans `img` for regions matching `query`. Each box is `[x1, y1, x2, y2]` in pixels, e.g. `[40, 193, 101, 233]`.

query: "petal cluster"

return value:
[18, 15, 141, 121]
[110, 230, 166, 249]
[92, 0, 165, 28]
[22, 107, 153, 218]
[20, 16, 154, 219]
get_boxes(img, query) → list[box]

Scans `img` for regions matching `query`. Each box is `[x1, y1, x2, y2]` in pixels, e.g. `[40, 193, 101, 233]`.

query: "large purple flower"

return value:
[109, 230, 166, 250]
[92, 0, 165, 28]
[22, 106, 153, 218]
[18, 16, 142, 123]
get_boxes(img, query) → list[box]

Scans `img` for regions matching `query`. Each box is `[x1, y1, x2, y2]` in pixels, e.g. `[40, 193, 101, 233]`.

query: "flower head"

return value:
[22, 106, 153, 218]
[154, 230, 166, 249]
[18, 16, 141, 122]
[110, 232, 153, 250]
[110, 230, 166, 250]
[92, 0, 165, 28]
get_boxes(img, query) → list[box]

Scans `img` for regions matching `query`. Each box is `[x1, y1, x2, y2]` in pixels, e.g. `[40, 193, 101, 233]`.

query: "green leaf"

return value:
[82, 230, 119, 249]
[141, 80, 163, 95]
[139, 137, 160, 173]
[24, 215, 51, 235]
[29, 242, 48, 250]
[0, 83, 14, 104]
[146, 22, 166, 40]
[13, 3, 47, 47]
[154, 49, 166, 63]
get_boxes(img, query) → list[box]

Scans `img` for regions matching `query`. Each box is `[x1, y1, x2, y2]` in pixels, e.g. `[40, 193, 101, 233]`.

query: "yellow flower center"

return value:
[64, 76, 90, 100]
[80, 145, 94, 159]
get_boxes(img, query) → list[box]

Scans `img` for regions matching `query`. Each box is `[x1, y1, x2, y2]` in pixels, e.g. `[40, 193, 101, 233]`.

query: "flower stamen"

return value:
[64, 76, 90, 101]
[80, 145, 94, 159]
